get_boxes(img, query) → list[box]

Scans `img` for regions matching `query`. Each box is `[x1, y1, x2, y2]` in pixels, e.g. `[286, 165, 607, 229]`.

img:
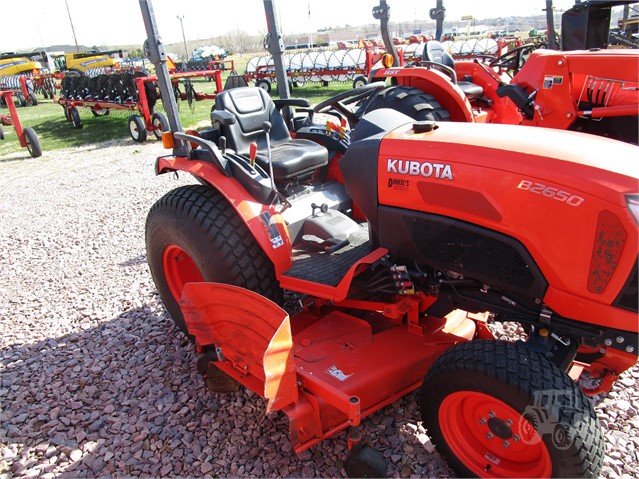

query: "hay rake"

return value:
[57, 69, 223, 142]
[244, 47, 385, 91]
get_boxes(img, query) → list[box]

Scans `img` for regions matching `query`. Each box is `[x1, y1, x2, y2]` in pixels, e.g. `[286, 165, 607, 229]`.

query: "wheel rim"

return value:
[129, 119, 140, 140]
[162, 244, 204, 302]
[439, 391, 552, 478]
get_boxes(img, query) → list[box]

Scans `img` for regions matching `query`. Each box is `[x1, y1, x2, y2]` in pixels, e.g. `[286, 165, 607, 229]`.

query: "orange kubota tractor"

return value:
[364, 0, 639, 145]
[139, 0, 639, 477]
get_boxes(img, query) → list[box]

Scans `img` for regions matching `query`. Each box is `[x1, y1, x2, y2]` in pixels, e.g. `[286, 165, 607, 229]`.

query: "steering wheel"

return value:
[489, 44, 538, 75]
[312, 82, 386, 126]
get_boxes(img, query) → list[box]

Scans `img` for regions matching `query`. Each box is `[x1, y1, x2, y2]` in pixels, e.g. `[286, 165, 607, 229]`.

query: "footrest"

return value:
[279, 244, 388, 302]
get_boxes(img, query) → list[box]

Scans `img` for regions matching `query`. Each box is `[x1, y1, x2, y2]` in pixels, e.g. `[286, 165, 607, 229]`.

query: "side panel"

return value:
[376, 122, 639, 329]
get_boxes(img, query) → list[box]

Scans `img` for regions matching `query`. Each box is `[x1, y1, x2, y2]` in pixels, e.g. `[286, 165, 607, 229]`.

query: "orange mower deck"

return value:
[181, 282, 478, 452]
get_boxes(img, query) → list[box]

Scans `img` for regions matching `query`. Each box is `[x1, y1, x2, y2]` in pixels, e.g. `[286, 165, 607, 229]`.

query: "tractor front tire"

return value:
[145, 185, 282, 334]
[419, 340, 603, 478]
[365, 85, 451, 122]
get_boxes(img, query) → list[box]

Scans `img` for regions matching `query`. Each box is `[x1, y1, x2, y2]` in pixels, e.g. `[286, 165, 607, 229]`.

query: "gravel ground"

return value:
[0, 141, 638, 479]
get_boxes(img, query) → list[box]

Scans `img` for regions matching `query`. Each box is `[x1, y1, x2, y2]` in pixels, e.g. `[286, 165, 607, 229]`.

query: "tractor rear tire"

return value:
[418, 340, 604, 478]
[24, 128, 42, 158]
[365, 85, 451, 122]
[145, 185, 282, 334]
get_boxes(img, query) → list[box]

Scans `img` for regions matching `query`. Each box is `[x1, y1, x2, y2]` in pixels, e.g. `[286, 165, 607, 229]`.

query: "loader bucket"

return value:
[180, 282, 298, 411]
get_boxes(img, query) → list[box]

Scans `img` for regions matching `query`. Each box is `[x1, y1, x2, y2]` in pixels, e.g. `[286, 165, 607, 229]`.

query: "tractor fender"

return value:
[372, 67, 474, 122]
[156, 155, 293, 276]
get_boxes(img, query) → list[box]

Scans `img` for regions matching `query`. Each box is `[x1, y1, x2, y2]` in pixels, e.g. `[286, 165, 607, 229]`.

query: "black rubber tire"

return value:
[70, 107, 82, 129]
[256, 79, 271, 93]
[365, 85, 451, 122]
[419, 340, 604, 478]
[128, 114, 147, 142]
[0, 125, 4, 140]
[352, 75, 368, 89]
[344, 445, 387, 478]
[23, 127, 42, 158]
[91, 108, 110, 117]
[28, 92, 38, 106]
[145, 185, 282, 334]
[16, 94, 27, 108]
[151, 112, 169, 140]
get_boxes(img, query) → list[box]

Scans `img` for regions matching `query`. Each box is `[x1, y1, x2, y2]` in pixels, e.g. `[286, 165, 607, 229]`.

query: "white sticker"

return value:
[484, 452, 501, 465]
[326, 365, 352, 382]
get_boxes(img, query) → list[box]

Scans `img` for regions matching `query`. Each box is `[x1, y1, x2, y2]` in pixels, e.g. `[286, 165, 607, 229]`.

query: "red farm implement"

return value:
[244, 47, 387, 92]
[57, 69, 222, 142]
[0, 90, 42, 158]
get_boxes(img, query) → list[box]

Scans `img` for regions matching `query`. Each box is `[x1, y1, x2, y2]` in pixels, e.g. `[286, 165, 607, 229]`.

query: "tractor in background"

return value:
[363, 0, 638, 145]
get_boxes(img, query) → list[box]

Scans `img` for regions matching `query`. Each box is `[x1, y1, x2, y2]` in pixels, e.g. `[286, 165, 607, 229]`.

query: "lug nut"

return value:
[479, 418, 486, 425]
[505, 419, 512, 427]
[488, 411, 495, 419]
[626, 346, 635, 353]
[503, 441, 510, 448]
[512, 434, 520, 442]
[487, 432, 494, 440]
[616, 336, 625, 344]
[604, 339, 612, 346]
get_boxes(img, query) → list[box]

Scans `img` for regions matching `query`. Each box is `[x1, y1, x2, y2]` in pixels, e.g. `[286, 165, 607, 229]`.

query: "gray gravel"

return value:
[1, 141, 637, 478]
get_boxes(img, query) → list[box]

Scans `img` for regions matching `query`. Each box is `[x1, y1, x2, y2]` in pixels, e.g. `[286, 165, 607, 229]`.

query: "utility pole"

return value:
[176, 15, 188, 70]
[64, 0, 80, 53]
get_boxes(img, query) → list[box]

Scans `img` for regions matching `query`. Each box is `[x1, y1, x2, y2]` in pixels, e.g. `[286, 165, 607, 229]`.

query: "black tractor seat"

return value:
[423, 41, 484, 99]
[211, 87, 328, 181]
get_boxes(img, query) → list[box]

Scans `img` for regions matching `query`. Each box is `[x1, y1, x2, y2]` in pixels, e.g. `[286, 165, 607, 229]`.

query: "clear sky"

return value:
[3, 0, 579, 51]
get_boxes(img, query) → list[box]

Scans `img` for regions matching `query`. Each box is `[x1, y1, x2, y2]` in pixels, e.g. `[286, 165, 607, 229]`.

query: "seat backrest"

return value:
[214, 87, 290, 155]
[423, 40, 456, 69]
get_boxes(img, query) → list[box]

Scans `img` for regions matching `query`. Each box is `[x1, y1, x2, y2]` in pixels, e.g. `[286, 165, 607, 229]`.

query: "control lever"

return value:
[249, 142, 257, 167]
[219, 136, 226, 155]
[262, 121, 292, 211]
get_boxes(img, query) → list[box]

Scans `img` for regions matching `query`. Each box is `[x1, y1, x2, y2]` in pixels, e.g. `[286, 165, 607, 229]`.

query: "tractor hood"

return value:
[340, 114, 639, 327]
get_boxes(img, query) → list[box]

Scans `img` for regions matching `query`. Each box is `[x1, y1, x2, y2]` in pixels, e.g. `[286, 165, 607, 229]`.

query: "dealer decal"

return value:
[258, 211, 284, 249]
[387, 159, 453, 180]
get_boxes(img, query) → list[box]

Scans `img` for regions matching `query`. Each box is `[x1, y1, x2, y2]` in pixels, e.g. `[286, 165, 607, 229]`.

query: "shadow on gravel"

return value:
[0, 154, 33, 164]
[119, 254, 147, 268]
[0, 304, 371, 478]
[0, 300, 450, 479]
[0, 305, 205, 477]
